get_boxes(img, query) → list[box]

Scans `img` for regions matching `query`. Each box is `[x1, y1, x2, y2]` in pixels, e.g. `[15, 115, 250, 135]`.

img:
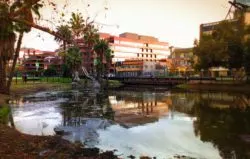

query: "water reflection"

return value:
[9, 88, 250, 158]
[109, 91, 170, 127]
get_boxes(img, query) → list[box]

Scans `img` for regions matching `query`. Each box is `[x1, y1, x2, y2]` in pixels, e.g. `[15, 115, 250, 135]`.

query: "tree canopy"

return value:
[193, 18, 250, 75]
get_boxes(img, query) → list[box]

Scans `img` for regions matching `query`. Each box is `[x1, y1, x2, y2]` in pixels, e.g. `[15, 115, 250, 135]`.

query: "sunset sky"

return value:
[22, 0, 231, 51]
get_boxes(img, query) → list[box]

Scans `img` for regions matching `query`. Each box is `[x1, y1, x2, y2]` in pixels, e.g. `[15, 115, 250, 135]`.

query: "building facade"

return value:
[74, 32, 170, 75]
[19, 48, 59, 73]
[105, 32, 170, 63]
[168, 47, 194, 76]
[115, 59, 169, 77]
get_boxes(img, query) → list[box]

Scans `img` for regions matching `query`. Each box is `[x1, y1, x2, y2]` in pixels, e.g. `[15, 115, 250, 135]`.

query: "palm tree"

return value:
[69, 12, 85, 39]
[0, 1, 42, 94]
[83, 23, 100, 74]
[84, 24, 99, 47]
[94, 39, 112, 80]
[55, 25, 72, 52]
[66, 47, 82, 73]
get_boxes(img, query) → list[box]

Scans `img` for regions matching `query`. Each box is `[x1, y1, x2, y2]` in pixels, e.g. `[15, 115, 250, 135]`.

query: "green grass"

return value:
[10, 79, 71, 96]
[40, 77, 72, 83]
[0, 105, 10, 124]
[11, 77, 72, 84]
[108, 80, 123, 88]
[176, 84, 190, 89]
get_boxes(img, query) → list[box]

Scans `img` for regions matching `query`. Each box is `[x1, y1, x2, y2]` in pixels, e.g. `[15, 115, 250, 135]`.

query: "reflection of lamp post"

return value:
[200, 69, 204, 84]
[201, 69, 204, 77]
[164, 66, 166, 77]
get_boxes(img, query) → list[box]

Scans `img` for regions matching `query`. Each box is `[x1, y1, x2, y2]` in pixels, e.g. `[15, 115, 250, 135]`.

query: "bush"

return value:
[44, 66, 57, 77]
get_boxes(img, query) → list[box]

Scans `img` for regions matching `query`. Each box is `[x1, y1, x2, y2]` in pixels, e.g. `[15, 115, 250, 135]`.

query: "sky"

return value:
[22, 0, 231, 51]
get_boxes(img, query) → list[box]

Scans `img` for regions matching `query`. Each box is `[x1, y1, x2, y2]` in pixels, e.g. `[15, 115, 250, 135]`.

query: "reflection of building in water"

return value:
[170, 91, 250, 110]
[109, 92, 170, 126]
[200, 92, 250, 109]
[170, 92, 196, 114]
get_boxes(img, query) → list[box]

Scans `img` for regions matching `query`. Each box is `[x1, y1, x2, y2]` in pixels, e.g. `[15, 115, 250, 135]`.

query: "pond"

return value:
[9, 87, 250, 159]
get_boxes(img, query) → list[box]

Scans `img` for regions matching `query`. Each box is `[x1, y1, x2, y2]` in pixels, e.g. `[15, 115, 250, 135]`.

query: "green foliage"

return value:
[55, 25, 72, 46]
[0, 2, 15, 40]
[193, 34, 228, 70]
[0, 0, 43, 94]
[44, 65, 57, 77]
[10, 0, 43, 32]
[66, 47, 82, 71]
[69, 12, 85, 38]
[94, 39, 112, 78]
[84, 24, 100, 47]
[194, 20, 247, 71]
[62, 64, 71, 77]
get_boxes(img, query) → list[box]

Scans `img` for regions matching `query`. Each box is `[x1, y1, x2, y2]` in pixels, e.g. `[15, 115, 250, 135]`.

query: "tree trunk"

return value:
[63, 40, 66, 52]
[7, 32, 24, 93]
[0, 60, 8, 94]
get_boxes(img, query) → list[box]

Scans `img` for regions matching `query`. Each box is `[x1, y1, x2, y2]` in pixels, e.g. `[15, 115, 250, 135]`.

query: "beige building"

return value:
[168, 47, 194, 76]
[102, 32, 170, 63]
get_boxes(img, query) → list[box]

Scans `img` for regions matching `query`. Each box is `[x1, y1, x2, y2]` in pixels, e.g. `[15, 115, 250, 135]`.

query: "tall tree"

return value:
[84, 24, 99, 47]
[69, 12, 85, 39]
[0, 0, 43, 94]
[83, 24, 100, 74]
[193, 34, 228, 71]
[194, 19, 248, 72]
[55, 25, 72, 52]
[65, 47, 82, 73]
[213, 20, 244, 69]
[94, 39, 112, 80]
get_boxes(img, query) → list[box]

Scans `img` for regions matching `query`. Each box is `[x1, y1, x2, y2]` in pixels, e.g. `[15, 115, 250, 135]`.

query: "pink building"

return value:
[19, 48, 60, 72]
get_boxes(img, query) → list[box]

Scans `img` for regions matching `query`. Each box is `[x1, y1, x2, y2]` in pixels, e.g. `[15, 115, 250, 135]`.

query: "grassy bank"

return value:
[0, 81, 71, 106]
[176, 83, 250, 93]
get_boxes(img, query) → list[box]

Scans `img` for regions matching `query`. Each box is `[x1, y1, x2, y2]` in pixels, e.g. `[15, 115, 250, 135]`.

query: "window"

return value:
[137, 53, 139, 57]
[142, 54, 144, 57]
[146, 43, 148, 47]
[146, 54, 148, 57]
[150, 49, 153, 53]
[146, 49, 148, 52]
[155, 55, 157, 58]
[142, 48, 144, 52]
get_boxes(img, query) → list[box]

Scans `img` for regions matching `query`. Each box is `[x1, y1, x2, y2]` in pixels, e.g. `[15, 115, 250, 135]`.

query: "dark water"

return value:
[9, 87, 250, 159]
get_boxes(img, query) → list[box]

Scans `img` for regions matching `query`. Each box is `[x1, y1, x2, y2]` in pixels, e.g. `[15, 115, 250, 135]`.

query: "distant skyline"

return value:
[22, 0, 230, 51]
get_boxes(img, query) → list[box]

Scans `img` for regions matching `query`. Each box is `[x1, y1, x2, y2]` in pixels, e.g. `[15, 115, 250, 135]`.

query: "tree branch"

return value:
[10, 17, 77, 45]
[9, 0, 41, 18]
